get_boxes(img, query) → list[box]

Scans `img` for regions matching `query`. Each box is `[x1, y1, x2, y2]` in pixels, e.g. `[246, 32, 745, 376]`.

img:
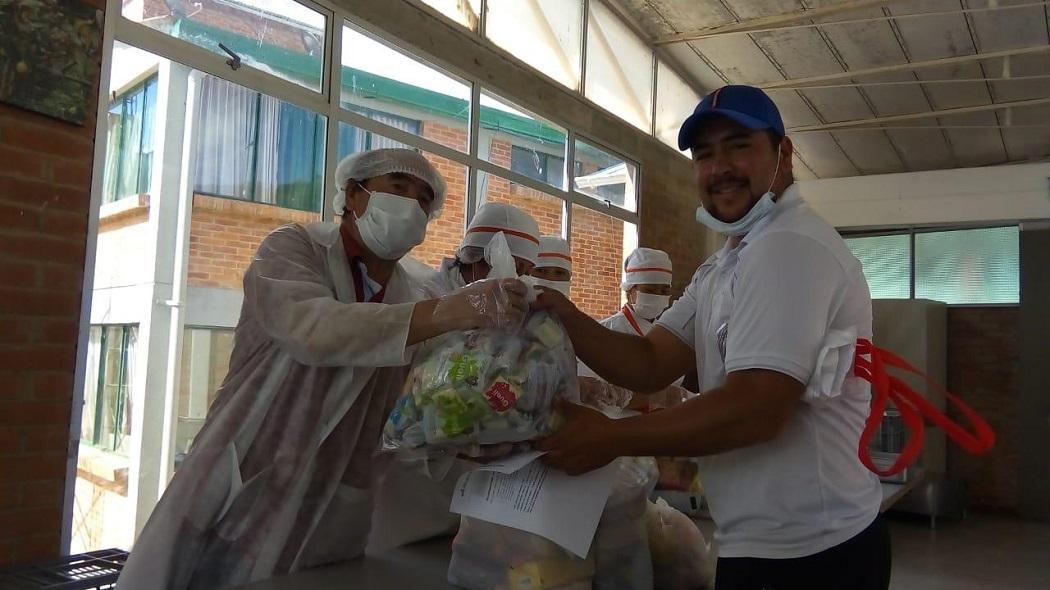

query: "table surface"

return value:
[234, 537, 460, 590]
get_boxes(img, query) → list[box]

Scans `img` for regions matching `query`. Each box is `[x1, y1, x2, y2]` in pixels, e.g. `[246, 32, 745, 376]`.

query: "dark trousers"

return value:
[715, 515, 891, 590]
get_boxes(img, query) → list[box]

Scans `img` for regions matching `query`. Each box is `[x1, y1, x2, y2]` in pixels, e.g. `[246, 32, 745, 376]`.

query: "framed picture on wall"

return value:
[0, 0, 103, 125]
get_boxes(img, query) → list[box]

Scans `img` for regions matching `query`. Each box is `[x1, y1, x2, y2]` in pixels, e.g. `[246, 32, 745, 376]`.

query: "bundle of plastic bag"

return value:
[447, 457, 658, 590]
[646, 497, 715, 590]
[380, 233, 579, 458]
[448, 516, 595, 590]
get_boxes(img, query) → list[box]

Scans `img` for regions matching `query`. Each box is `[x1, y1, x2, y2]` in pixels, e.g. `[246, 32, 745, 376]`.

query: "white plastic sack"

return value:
[646, 497, 714, 590]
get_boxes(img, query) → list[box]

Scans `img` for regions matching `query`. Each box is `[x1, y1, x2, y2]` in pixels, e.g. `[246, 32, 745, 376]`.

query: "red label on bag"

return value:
[484, 381, 516, 412]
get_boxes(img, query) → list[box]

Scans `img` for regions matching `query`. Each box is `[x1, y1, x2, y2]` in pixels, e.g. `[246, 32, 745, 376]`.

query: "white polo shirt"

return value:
[655, 184, 882, 559]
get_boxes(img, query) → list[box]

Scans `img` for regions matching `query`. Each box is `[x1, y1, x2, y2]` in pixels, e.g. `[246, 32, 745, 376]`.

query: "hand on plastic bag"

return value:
[538, 398, 618, 476]
[433, 278, 528, 331]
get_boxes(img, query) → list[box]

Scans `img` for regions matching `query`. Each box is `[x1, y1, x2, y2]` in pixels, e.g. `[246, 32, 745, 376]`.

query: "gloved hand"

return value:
[432, 278, 528, 332]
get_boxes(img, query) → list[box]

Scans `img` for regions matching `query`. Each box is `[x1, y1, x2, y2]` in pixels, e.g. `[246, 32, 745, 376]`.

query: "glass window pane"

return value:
[915, 227, 1019, 304]
[480, 91, 568, 190]
[419, 0, 482, 29]
[177, 327, 234, 459]
[570, 205, 635, 319]
[336, 123, 467, 269]
[655, 60, 701, 153]
[485, 0, 583, 89]
[81, 327, 103, 443]
[124, 0, 326, 91]
[341, 24, 470, 153]
[477, 170, 563, 239]
[585, 1, 653, 132]
[194, 74, 326, 213]
[845, 234, 911, 299]
[573, 139, 637, 212]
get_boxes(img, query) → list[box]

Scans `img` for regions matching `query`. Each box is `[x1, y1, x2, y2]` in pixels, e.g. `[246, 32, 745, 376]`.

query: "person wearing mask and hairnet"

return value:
[530, 236, 573, 297]
[368, 201, 541, 553]
[424, 201, 540, 297]
[578, 247, 684, 411]
[117, 148, 528, 590]
[605, 247, 673, 335]
[534, 85, 889, 589]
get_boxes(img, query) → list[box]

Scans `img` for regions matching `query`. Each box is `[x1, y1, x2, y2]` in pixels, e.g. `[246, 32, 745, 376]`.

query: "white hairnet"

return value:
[459, 202, 540, 264]
[535, 236, 571, 271]
[622, 247, 673, 290]
[332, 148, 447, 218]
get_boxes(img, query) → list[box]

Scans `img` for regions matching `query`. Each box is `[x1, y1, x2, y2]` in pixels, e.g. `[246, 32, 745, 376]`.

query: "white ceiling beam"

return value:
[770, 75, 1050, 90]
[654, 1, 1050, 42]
[652, 0, 895, 45]
[788, 97, 1050, 132]
[761, 44, 1050, 90]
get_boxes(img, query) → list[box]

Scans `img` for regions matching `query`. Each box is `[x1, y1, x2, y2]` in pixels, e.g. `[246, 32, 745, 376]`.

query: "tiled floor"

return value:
[888, 512, 1050, 589]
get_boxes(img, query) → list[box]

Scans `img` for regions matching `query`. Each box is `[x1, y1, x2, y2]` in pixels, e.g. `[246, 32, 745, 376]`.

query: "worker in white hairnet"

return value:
[118, 149, 528, 590]
[530, 236, 573, 296]
[605, 247, 674, 335]
[424, 201, 541, 297]
[368, 201, 541, 553]
[578, 247, 686, 411]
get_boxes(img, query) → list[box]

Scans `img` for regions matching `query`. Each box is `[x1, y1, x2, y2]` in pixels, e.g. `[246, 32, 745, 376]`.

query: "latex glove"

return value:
[433, 278, 528, 331]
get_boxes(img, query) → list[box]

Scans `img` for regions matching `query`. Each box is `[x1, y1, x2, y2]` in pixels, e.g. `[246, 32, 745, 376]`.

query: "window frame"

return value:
[84, 324, 136, 454]
[843, 223, 1021, 306]
[104, 74, 158, 204]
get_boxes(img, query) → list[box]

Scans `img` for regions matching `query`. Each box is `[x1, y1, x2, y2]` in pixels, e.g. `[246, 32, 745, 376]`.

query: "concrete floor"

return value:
[888, 512, 1050, 589]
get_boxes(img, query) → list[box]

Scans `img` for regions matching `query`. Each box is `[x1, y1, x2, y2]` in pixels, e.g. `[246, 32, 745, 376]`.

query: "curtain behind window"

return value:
[194, 76, 258, 200]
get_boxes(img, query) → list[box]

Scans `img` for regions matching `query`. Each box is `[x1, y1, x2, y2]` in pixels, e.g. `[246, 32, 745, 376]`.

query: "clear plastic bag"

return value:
[447, 457, 658, 590]
[646, 497, 715, 589]
[448, 516, 595, 590]
[593, 457, 658, 590]
[380, 232, 579, 458]
[379, 312, 578, 457]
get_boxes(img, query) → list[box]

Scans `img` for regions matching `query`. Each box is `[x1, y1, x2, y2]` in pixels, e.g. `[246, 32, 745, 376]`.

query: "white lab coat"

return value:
[367, 255, 470, 553]
[580, 305, 683, 388]
[117, 222, 422, 589]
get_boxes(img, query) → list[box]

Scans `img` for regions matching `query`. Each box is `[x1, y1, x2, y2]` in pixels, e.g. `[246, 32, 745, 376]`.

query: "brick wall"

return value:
[946, 306, 1021, 512]
[188, 195, 319, 288]
[0, 0, 104, 566]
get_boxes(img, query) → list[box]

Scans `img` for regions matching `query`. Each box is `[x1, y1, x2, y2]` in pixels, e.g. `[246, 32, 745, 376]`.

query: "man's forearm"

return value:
[561, 306, 664, 391]
[608, 380, 795, 458]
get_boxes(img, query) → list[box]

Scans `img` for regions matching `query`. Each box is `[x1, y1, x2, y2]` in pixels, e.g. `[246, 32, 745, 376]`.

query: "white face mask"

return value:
[632, 292, 670, 320]
[352, 188, 428, 260]
[531, 277, 571, 297]
[695, 153, 781, 237]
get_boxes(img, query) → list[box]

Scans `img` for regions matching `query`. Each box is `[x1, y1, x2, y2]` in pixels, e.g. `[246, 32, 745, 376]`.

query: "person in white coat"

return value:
[368, 202, 541, 553]
[530, 236, 572, 296]
[601, 247, 673, 336]
[424, 201, 541, 297]
[117, 149, 528, 590]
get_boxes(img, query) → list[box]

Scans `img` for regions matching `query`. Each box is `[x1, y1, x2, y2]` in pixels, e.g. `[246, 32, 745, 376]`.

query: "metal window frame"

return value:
[844, 223, 1021, 305]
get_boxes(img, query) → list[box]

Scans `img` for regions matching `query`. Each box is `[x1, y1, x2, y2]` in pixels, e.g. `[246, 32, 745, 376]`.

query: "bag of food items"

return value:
[646, 497, 715, 589]
[380, 233, 579, 459]
[446, 457, 658, 590]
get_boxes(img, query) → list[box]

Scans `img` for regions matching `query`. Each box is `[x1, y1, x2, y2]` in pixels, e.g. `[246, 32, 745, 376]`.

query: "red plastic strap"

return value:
[621, 305, 645, 337]
[854, 339, 996, 477]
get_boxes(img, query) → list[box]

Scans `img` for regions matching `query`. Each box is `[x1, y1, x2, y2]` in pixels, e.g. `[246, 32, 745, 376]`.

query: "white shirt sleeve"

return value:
[654, 270, 701, 350]
[723, 232, 849, 385]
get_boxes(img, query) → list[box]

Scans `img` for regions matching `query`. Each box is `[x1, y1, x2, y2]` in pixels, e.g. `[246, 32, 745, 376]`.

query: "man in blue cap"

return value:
[535, 85, 889, 589]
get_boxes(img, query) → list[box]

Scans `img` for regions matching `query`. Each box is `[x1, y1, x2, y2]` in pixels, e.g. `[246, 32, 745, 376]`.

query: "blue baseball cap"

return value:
[677, 85, 786, 151]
